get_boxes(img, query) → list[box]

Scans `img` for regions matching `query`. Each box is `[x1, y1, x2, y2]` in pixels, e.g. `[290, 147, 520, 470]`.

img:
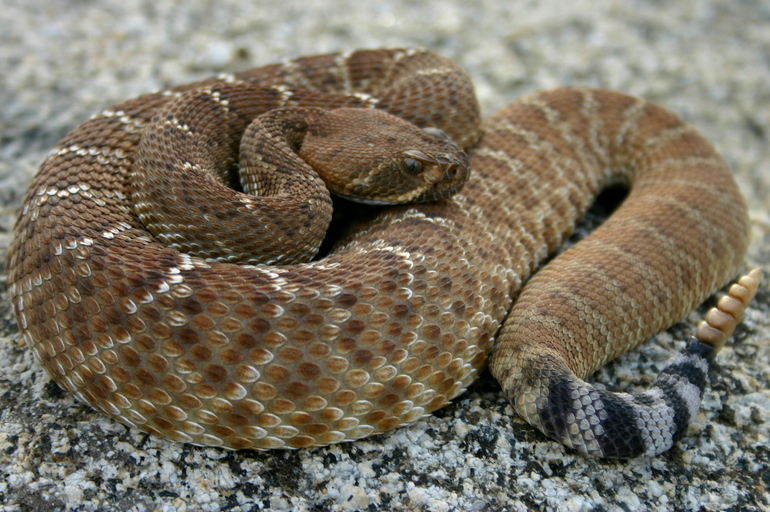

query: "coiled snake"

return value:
[7, 49, 760, 458]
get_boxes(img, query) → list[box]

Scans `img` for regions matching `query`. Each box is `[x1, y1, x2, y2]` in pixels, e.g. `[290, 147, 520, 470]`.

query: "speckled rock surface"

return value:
[1, 0, 768, 511]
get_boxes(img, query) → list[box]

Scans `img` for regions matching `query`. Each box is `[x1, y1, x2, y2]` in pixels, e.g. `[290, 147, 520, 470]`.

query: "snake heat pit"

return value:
[8, 49, 761, 458]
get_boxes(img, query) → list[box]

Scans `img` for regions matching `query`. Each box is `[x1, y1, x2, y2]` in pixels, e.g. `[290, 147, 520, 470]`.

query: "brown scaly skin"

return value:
[6, 49, 755, 457]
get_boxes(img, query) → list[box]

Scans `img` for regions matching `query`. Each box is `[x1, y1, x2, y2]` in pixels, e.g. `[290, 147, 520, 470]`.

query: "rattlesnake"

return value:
[7, 49, 759, 458]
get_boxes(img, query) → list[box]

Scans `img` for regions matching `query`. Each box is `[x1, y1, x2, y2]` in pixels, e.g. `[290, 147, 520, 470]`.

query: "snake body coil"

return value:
[7, 49, 753, 457]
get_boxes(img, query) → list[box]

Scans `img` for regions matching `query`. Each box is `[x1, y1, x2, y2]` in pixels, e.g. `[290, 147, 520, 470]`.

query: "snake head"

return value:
[301, 108, 472, 205]
[399, 141, 471, 201]
[352, 124, 472, 205]
[379, 126, 471, 203]
[356, 131, 471, 204]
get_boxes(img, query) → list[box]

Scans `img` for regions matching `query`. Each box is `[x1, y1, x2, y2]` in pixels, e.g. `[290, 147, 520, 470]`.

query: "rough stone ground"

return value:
[1, 0, 768, 511]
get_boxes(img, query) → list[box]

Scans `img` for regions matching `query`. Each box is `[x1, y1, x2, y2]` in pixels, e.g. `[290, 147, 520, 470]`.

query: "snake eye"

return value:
[402, 158, 423, 176]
